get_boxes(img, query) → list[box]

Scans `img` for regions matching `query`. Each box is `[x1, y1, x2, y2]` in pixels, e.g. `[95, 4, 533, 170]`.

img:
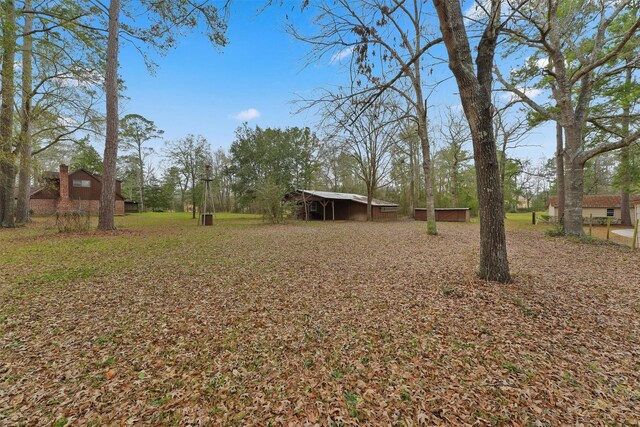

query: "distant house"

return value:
[30, 164, 125, 215]
[547, 194, 639, 222]
[284, 190, 398, 221]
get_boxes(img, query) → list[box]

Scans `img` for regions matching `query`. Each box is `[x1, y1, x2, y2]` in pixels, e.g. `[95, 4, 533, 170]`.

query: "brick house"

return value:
[30, 164, 125, 215]
[547, 194, 639, 223]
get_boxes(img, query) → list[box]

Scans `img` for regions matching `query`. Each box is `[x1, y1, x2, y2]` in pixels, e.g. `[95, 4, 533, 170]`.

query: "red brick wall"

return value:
[31, 199, 125, 216]
[30, 199, 57, 215]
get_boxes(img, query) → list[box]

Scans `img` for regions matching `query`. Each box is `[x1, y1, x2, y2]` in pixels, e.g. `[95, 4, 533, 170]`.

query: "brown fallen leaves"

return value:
[1, 215, 639, 425]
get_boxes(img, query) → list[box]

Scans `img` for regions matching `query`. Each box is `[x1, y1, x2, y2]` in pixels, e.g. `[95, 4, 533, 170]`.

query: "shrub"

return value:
[545, 223, 565, 237]
[56, 210, 90, 233]
[254, 181, 292, 224]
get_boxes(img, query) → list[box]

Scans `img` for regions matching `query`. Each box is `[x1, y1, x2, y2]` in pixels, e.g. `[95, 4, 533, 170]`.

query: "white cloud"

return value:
[329, 47, 354, 65]
[232, 108, 261, 121]
[501, 87, 543, 102]
[535, 58, 549, 69]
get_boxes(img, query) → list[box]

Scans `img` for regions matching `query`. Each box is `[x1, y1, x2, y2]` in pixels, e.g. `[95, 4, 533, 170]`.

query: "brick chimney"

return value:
[56, 164, 71, 211]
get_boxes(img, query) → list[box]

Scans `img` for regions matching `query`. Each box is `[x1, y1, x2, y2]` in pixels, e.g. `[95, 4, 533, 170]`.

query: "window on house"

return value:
[606, 208, 614, 217]
[309, 201, 318, 212]
[73, 179, 91, 188]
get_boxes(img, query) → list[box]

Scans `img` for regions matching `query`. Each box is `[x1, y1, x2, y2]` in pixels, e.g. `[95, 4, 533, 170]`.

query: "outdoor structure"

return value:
[30, 164, 125, 215]
[124, 200, 139, 213]
[284, 190, 398, 221]
[548, 195, 639, 223]
[415, 208, 471, 222]
[199, 165, 215, 226]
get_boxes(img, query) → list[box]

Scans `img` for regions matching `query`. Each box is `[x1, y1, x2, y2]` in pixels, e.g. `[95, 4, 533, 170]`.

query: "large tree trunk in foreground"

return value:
[619, 67, 633, 227]
[16, 0, 34, 224]
[98, 0, 120, 230]
[555, 122, 565, 224]
[409, 142, 415, 218]
[562, 123, 585, 236]
[433, 0, 510, 283]
[0, 0, 17, 227]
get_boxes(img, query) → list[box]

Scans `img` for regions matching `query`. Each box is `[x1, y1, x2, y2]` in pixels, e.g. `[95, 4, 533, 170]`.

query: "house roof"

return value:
[294, 190, 399, 207]
[548, 194, 640, 208]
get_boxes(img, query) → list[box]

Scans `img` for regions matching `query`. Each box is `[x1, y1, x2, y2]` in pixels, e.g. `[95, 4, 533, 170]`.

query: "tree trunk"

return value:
[98, 0, 120, 230]
[191, 177, 197, 219]
[433, 0, 510, 282]
[563, 123, 584, 236]
[0, 0, 17, 227]
[366, 185, 373, 221]
[409, 141, 415, 218]
[16, 0, 33, 224]
[555, 122, 565, 224]
[418, 113, 437, 235]
[620, 184, 631, 226]
[619, 67, 633, 227]
[138, 155, 145, 212]
[451, 158, 458, 207]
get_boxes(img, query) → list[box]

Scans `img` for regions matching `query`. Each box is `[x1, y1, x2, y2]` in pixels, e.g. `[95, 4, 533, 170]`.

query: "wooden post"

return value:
[332, 200, 335, 221]
[606, 217, 611, 240]
[320, 200, 328, 221]
[632, 219, 639, 251]
[589, 214, 593, 236]
[532, 211, 536, 225]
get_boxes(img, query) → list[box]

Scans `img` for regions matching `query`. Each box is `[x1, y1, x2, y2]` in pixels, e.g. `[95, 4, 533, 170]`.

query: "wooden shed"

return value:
[415, 208, 471, 222]
[284, 190, 398, 221]
[124, 200, 139, 213]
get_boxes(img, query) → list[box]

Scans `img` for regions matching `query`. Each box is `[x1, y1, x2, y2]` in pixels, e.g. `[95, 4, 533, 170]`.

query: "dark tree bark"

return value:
[619, 67, 633, 227]
[16, 0, 34, 224]
[0, 0, 17, 227]
[409, 140, 415, 218]
[418, 110, 437, 234]
[98, 0, 120, 230]
[432, 0, 510, 282]
[555, 122, 565, 223]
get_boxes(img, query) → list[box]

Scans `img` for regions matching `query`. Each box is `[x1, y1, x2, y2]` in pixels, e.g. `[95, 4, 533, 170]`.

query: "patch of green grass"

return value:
[150, 394, 171, 407]
[503, 362, 524, 375]
[344, 391, 360, 418]
[100, 356, 115, 367]
[562, 371, 581, 387]
[53, 417, 68, 427]
[331, 368, 347, 380]
[441, 284, 464, 298]
[511, 296, 539, 318]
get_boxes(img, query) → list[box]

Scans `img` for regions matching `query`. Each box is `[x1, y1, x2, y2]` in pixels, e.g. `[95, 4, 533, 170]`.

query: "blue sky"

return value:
[115, 1, 556, 163]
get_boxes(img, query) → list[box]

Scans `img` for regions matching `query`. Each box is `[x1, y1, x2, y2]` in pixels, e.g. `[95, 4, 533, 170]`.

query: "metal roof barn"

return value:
[284, 190, 398, 221]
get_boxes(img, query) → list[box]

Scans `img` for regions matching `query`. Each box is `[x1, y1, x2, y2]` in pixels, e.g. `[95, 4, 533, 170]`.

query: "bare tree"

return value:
[432, 0, 512, 282]
[291, 0, 443, 233]
[436, 106, 472, 207]
[165, 135, 209, 218]
[323, 95, 399, 220]
[119, 114, 164, 212]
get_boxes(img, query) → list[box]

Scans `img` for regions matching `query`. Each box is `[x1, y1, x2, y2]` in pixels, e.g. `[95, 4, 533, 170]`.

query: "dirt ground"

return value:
[1, 214, 639, 426]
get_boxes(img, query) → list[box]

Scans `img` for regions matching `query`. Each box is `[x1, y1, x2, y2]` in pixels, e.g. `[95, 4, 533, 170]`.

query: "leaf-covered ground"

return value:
[1, 213, 639, 426]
